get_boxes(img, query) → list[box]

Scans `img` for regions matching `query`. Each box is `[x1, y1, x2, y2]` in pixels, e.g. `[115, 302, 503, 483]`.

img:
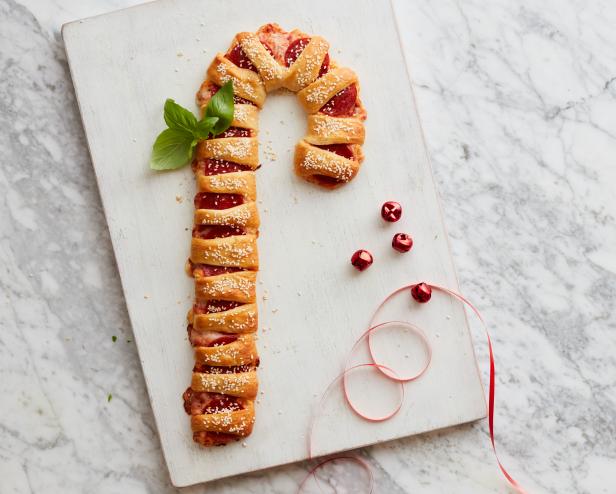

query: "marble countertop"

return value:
[1, 0, 614, 492]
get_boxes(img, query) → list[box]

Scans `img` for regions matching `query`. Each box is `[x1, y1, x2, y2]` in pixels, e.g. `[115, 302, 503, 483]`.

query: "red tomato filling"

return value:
[188, 261, 244, 277]
[193, 158, 252, 176]
[194, 300, 244, 314]
[284, 38, 329, 77]
[205, 394, 242, 413]
[316, 143, 354, 160]
[311, 175, 345, 186]
[193, 431, 239, 446]
[183, 389, 243, 415]
[206, 335, 239, 347]
[319, 84, 357, 117]
[187, 325, 240, 347]
[194, 192, 244, 210]
[192, 225, 247, 240]
[225, 44, 257, 72]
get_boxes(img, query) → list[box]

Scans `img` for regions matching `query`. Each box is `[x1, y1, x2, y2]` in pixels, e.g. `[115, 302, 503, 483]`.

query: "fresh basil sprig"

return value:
[150, 81, 235, 170]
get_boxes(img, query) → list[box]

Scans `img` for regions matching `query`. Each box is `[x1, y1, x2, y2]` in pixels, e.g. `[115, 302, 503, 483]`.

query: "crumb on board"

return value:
[175, 195, 183, 203]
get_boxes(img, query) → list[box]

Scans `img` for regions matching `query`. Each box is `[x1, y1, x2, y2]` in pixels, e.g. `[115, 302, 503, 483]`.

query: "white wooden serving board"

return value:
[62, 0, 486, 487]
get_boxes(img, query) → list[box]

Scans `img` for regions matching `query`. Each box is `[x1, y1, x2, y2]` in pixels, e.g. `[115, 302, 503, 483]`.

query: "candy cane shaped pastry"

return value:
[185, 23, 366, 447]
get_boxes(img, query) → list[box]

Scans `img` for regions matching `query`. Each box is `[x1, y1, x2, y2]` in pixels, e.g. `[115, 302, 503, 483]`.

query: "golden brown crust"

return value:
[195, 334, 258, 367]
[237, 32, 286, 92]
[194, 203, 260, 233]
[206, 54, 266, 106]
[196, 171, 257, 200]
[190, 235, 259, 269]
[294, 139, 362, 188]
[285, 36, 330, 92]
[191, 400, 255, 436]
[195, 271, 257, 304]
[230, 104, 260, 130]
[195, 137, 259, 168]
[189, 303, 258, 334]
[304, 114, 365, 145]
[296, 67, 358, 114]
[192, 371, 258, 399]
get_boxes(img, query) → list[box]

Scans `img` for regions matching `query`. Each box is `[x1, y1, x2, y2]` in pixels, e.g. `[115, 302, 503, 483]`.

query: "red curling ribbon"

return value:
[299, 283, 526, 494]
[429, 284, 527, 494]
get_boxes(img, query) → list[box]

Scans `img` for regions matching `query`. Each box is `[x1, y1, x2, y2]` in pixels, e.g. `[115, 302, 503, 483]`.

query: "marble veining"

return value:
[1, 0, 615, 492]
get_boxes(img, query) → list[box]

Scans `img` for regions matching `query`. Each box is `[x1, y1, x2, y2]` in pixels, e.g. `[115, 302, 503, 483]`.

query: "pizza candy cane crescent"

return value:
[183, 23, 367, 447]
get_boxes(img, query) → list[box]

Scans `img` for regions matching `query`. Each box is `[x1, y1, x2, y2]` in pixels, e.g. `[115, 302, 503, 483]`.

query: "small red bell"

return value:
[381, 201, 402, 222]
[411, 282, 432, 303]
[351, 249, 373, 271]
[392, 233, 413, 252]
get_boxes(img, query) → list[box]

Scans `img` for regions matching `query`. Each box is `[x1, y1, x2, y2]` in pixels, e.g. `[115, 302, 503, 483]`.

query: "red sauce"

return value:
[319, 83, 357, 117]
[194, 158, 252, 176]
[192, 225, 247, 240]
[316, 143, 354, 160]
[284, 38, 329, 77]
[209, 127, 252, 139]
[183, 389, 243, 415]
[194, 300, 244, 314]
[189, 261, 243, 277]
[205, 394, 243, 413]
[193, 361, 259, 374]
[209, 83, 255, 106]
[194, 192, 244, 210]
[193, 431, 239, 446]
[225, 44, 257, 72]
[206, 335, 239, 347]
[312, 175, 345, 186]
[183, 388, 209, 415]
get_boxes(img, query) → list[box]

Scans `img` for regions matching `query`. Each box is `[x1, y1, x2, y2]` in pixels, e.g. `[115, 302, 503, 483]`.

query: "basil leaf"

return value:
[195, 116, 219, 139]
[164, 98, 198, 134]
[150, 128, 196, 170]
[206, 81, 234, 135]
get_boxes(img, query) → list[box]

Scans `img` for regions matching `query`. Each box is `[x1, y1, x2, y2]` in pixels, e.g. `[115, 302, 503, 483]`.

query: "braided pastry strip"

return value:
[184, 23, 367, 447]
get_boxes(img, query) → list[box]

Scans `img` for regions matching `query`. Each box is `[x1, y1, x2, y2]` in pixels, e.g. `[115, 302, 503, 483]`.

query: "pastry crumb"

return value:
[177, 51, 184, 57]
[175, 195, 183, 203]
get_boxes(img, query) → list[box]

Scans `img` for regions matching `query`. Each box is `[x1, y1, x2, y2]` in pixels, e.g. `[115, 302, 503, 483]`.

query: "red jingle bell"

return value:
[381, 201, 402, 222]
[392, 233, 413, 253]
[351, 249, 373, 271]
[411, 282, 432, 303]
